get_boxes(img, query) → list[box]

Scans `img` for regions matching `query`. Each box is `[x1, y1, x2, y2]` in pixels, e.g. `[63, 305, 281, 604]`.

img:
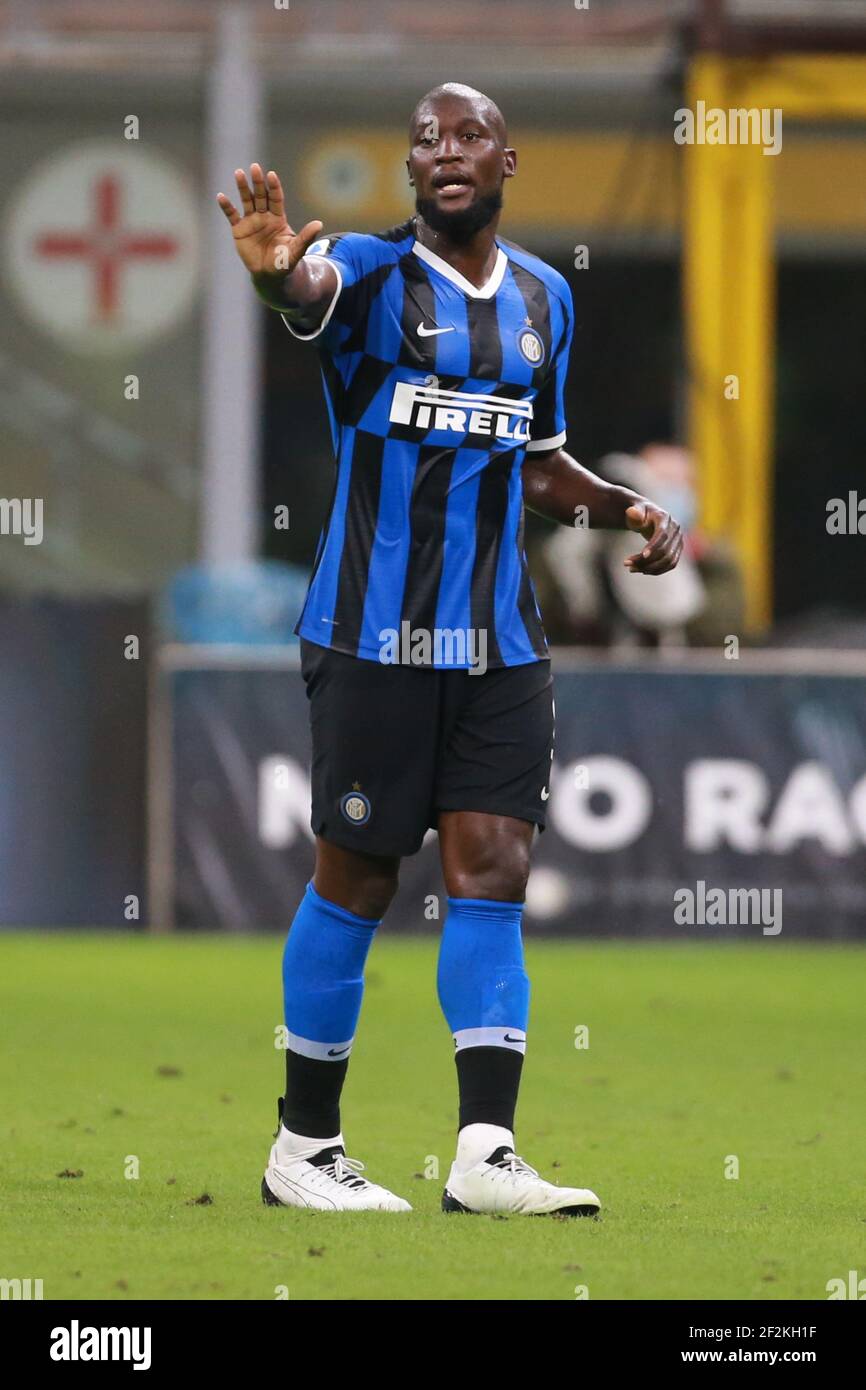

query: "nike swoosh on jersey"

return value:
[417, 322, 455, 337]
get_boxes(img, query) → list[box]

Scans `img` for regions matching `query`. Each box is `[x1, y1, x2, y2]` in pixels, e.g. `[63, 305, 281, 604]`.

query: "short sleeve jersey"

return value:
[283, 217, 573, 669]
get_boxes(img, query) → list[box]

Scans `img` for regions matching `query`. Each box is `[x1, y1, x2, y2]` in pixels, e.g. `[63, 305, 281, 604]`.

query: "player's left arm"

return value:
[522, 447, 684, 576]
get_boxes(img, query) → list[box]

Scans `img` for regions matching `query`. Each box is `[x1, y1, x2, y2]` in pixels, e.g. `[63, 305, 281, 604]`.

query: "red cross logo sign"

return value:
[5, 141, 198, 354]
[34, 173, 179, 322]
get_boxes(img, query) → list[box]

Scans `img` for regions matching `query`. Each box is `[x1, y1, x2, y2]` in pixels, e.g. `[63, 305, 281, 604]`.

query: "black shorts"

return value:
[300, 637, 554, 858]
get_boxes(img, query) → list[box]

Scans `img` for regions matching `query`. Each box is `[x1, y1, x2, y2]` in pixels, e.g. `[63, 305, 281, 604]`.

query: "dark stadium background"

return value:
[1, 0, 864, 930]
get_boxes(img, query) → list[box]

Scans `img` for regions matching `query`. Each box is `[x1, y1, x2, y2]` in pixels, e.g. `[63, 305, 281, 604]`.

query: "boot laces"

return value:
[319, 1153, 368, 1190]
[497, 1151, 540, 1181]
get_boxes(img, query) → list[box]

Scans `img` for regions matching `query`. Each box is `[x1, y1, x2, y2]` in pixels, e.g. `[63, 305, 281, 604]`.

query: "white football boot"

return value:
[261, 1104, 411, 1212]
[442, 1127, 600, 1217]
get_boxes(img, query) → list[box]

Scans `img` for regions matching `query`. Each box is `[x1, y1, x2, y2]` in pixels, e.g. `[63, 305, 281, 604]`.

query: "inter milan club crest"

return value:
[340, 782, 371, 825]
[517, 321, 545, 367]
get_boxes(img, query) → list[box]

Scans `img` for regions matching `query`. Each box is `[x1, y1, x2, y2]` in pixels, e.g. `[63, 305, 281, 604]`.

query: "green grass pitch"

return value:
[1, 931, 863, 1301]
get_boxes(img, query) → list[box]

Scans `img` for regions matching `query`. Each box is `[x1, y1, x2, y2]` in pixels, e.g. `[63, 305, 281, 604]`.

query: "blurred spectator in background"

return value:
[532, 443, 746, 649]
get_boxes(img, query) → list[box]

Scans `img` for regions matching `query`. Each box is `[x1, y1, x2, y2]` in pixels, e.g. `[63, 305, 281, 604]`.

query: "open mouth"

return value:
[432, 173, 473, 198]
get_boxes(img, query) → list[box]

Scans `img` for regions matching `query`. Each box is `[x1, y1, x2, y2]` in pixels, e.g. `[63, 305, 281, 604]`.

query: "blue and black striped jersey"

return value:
[284, 217, 573, 669]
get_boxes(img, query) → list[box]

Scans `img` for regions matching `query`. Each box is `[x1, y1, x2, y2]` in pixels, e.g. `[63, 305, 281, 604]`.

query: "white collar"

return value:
[412, 239, 507, 300]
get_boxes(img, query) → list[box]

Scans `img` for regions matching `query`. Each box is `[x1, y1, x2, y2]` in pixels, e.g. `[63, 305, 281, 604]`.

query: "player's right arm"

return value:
[216, 163, 336, 333]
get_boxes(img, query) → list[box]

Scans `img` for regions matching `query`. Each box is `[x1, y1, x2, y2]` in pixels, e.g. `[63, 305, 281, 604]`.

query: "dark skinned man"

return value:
[218, 82, 682, 1215]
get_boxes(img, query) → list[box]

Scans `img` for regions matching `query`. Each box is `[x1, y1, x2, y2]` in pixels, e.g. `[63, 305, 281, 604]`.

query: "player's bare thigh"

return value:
[438, 811, 535, 904]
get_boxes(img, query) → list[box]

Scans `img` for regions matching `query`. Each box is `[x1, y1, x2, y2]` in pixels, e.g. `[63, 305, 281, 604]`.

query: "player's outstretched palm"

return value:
[216, 163, 323, 277]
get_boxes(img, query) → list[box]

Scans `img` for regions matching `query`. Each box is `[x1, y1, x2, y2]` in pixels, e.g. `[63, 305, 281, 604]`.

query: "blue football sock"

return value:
[282, 880, 380, 1057]
[437, 896, 530, 1052]
[437, 896, 530, 1135]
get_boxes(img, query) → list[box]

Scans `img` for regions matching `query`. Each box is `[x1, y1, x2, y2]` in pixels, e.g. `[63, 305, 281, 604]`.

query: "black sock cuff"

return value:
[282, 1049, 349, 1139]
[456, 1045, 524, 1133]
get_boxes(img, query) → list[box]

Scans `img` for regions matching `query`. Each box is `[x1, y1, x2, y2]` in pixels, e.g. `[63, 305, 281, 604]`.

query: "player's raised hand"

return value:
[216, 164, 323, 278]
[623, 501, 684, 575]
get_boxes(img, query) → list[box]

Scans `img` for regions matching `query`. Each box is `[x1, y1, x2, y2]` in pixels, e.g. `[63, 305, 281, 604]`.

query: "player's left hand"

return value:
[623, 501, 684, 575]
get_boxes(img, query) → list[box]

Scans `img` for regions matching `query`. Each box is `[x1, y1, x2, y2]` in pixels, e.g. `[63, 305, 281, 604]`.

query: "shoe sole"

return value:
[442, 1188, 600, 1217]
[261, 1175, 283, 1207]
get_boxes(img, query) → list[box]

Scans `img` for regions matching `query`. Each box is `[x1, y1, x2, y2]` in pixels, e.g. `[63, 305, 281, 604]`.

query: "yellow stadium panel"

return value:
[728, 142, 775, 630]
[683, 57, 731, 548]
[683, 53, 866, 634]
[725, 55, 866, 121]
[297, 129, 866, 237]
